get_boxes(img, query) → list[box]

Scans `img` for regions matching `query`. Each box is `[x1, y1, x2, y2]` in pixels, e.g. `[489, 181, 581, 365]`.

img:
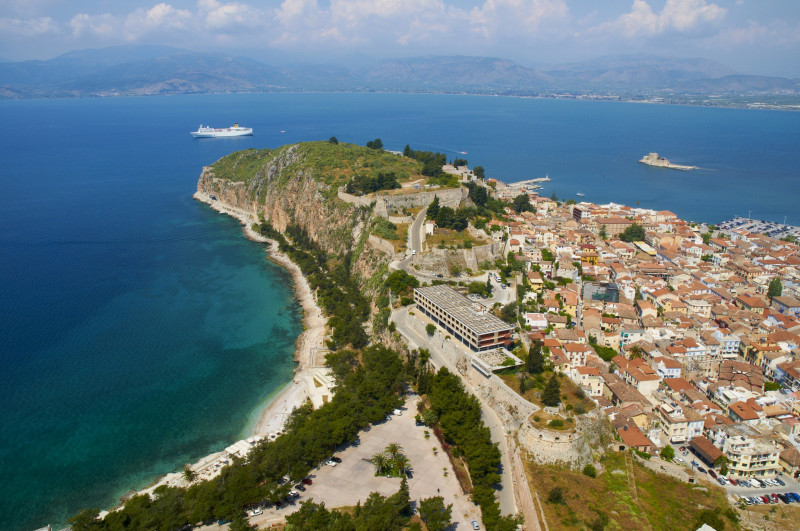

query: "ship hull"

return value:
[190, 125, 253, 138]
[191, 130, 253, 138]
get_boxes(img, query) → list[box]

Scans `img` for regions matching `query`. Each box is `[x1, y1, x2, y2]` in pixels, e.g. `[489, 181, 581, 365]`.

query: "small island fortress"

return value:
[639, 152, 697, 171]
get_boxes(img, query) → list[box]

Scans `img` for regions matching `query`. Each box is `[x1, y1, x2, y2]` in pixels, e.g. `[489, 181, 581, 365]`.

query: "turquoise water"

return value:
[0, 94, 798, 530]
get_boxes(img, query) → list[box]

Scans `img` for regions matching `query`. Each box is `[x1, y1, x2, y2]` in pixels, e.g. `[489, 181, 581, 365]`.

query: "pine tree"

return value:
[387, 477, 412, 517]
[519, 377, 527, 394]
[427, 195, 440, 220]
[542, 374, 561, 407]
[527, 340, 545, 374]
[768, 277, 782, 300]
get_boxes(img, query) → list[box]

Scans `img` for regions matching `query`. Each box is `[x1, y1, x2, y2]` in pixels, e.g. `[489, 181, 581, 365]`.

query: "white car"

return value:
[326, 460, 337, 467]
[248, 508, 263, 516]
[290, 490, 300, 497]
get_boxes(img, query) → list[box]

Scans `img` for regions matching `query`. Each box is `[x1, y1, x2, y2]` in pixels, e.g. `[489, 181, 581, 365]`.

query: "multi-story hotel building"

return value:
[723, 435, 781, 479]
[413, 285, 513, 352]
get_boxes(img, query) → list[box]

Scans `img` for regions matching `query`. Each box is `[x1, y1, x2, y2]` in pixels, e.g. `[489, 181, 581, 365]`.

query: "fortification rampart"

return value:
[338, 186, 465, 218]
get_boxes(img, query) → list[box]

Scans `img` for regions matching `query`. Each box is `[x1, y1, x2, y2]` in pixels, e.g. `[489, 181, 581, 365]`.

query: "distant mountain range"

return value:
[1, 45, 798, 102]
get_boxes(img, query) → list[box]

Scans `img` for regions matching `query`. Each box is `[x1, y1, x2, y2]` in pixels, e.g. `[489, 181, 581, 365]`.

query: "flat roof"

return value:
[415, 285, 514, 335]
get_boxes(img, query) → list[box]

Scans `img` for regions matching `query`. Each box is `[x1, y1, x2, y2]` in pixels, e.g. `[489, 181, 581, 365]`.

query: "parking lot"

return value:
[244, 392, 483, 529]
[672, 447, 800, 505]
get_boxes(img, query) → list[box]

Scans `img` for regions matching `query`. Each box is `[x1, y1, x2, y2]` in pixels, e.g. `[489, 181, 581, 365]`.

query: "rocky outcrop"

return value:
[195, 144, 386, 300]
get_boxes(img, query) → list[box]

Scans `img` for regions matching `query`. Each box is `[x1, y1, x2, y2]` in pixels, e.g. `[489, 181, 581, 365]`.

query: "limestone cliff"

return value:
[195, 142, 416, 300]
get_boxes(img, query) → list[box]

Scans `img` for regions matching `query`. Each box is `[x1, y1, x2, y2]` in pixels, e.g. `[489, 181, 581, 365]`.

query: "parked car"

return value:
[697, 467, 706, 474]
[471, 521, 481, 530]
[295, 484, 306, 491]
[302, 478, 313, 485]
[729, 478, 738, 486]
[326, 460, 337, 467]
[331, 456, 342, 463]
[775, 478, 785, 486]
[708, 469, 717, 479]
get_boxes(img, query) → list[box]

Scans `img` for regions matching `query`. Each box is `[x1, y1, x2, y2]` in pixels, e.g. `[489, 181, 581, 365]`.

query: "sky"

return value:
[1, 0, 798, 76]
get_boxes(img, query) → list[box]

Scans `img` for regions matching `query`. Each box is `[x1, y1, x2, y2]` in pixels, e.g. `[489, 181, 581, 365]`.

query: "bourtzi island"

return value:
[67, 140, 800, 531]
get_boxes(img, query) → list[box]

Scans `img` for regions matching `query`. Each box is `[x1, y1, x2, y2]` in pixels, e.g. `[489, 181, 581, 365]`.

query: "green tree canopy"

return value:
[542, 374, 561, 407]
[473, 166, 485, 179]
[435, 206, 454, 228]
[418, 496, 453, 531]
[512, 193, 534, 213]
[526, 340, 545, 374]
[660, 445, 675, 461]
[619, 223, 646, 242]
[500, 303, 517, 324]
[366, 138, 383, 150]
[768, 277, 782, 299]
[385, 270, 419, 295]
[467, 183, 488, 207]
[328, 136, 339, 144]
[427, 195, 440, 220]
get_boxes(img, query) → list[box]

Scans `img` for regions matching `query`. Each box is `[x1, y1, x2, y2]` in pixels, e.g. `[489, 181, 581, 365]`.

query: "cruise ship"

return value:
[191, 124, 253, 138]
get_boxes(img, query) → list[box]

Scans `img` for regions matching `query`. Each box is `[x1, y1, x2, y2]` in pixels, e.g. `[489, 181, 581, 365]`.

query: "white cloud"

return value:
[268, 0, 569, 49]
[69, 13, 117, 37]
[124, 3, 192, 39]
[199, 0, 263, 30]
[597, 0, 726, 38]
[0, 16, 58, 36]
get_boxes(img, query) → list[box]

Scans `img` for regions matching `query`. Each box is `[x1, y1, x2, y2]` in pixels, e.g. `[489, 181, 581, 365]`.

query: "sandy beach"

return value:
[193, 191, 328, 436]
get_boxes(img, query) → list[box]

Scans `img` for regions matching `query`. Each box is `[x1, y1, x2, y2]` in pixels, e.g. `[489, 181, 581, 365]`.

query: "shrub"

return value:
[548, 419, 564, 428]
[660, 445, 675, 461]
[547, 487, 564, 504]
[582, 464, 597, 478]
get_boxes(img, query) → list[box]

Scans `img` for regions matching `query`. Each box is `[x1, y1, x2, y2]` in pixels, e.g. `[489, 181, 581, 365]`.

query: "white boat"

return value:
[576, 192, 585, 197]
[191, 124, 253, 138]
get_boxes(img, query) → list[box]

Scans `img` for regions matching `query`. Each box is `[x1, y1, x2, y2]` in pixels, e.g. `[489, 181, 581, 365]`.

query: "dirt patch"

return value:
[523, 452, 738, 530]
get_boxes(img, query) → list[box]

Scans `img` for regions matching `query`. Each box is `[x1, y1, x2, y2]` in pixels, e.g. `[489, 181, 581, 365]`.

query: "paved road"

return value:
[409, 207, 427, 254]
[391, 307, 518, 517]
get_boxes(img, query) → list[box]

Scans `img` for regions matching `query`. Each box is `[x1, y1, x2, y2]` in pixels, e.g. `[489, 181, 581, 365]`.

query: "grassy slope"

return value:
[209, 142, 423, 190]
[527, 451, 738, 530]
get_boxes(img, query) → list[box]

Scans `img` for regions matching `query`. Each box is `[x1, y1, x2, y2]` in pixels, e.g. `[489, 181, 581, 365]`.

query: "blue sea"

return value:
[0, 93, 798, 530]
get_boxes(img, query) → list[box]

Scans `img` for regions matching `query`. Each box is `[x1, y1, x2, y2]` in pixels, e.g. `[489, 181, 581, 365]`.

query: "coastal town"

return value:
[363, 158, 800, 529]
[63, 143, 800, 531]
